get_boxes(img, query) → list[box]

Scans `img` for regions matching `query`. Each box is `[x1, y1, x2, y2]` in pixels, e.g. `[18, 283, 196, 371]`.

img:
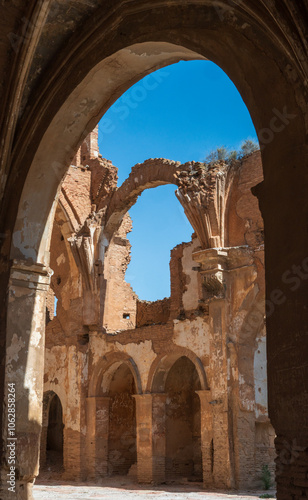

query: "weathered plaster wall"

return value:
[41, 140, 275, 490]
[1, 4, 308, 499]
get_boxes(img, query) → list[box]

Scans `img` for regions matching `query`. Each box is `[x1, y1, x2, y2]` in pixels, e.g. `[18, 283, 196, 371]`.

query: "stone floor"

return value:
[33, 477, 276, 500]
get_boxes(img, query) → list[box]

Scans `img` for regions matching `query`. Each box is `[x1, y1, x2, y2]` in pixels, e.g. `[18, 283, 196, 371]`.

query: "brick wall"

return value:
[136, 297, 170, 327]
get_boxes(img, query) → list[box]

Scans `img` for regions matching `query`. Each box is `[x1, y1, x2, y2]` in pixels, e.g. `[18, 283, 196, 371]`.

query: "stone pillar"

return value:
[208, 294, 234, 489]
[193, 247, 255, 489]
[134, 394, 152, 483]
[211, 396, 233, 488]
[152, 394, 167, 483]
[86, 396, 110, 480]
[1, 260, 51, 500]
[196, 390, 214, 488]
[86, 397, 96, 480]
[134, 394, 166, 484]
[252, 134, 308, 500]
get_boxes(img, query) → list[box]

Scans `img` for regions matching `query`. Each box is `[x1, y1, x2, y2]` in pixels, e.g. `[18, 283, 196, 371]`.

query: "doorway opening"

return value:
[165, 356, 202, 482]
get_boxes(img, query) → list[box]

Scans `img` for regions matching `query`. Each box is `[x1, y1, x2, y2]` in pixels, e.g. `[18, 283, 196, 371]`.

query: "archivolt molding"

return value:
[88, 351, 142, 397]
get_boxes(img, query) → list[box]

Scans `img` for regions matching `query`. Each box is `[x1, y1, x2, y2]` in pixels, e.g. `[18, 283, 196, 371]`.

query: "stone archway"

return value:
[148, 348, 208, 394]
[86, 352, 141, 481]
[103, 158, 183, 241]
[1, 3, 307, 498]
[164, 356, 202, 482]
[132, 349, 212, 486]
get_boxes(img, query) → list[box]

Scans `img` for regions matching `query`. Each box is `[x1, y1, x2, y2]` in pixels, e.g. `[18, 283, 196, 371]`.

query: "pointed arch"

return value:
[89, 351, 142, 397]
[147, 346, 208, 393]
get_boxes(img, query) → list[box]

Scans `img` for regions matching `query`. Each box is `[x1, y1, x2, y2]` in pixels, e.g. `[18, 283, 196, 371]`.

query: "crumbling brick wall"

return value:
[136, 298, 170, 327]
[43, 135, 275, 490]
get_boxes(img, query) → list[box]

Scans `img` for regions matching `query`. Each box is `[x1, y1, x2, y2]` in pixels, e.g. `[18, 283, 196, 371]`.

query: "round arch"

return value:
[147, 347, 209, 393]
[88, 351, 142, 397]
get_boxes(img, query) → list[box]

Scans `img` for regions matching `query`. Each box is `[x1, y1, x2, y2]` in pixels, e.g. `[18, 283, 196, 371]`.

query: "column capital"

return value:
[192, 246, 254, 271]
[195, 389, 213, 404]
[9, 259, 53, 291]
[133, 393, 152, 406]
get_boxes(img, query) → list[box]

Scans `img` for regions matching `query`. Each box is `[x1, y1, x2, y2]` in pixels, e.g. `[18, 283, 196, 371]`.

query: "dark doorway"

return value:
[46, 394, 64, 471]
[165, 356, 202, 482]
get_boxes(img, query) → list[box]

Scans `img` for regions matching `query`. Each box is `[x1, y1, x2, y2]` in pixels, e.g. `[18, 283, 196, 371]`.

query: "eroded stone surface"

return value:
[1, 5, 308, 498]
[40, 134, 275, 492]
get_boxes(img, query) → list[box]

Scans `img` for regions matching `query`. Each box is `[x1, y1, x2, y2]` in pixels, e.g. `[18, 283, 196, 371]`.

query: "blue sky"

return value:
[98, 60, 258, 301]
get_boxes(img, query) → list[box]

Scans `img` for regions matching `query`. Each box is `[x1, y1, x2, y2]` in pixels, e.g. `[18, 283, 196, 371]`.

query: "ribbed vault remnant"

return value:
[68, 213, 103, 292]
[103, 158, 238, 250]
[175, 161, 237, 249]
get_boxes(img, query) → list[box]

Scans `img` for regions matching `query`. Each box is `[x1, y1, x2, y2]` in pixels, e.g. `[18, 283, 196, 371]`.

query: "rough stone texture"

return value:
[0, 3, 308, 499]
[136, 298, 171, 328]
[39, 140, 275, 493]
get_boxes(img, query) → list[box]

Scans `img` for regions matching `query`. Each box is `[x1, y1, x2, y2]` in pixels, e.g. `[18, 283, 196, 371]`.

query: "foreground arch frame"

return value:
[0, 2, 307, 499]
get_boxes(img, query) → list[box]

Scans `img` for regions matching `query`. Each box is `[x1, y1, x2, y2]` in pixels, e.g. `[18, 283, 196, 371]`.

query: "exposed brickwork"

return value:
[1, 5, 307, 500]
[169, 243, 187, 319]
[42, 134, 275, 492]
[136, 298, 170, 327]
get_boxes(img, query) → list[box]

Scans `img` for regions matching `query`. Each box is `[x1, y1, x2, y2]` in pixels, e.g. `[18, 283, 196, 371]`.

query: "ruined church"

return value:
[41, 128, 275, 488]
[0, 2, 308, 500]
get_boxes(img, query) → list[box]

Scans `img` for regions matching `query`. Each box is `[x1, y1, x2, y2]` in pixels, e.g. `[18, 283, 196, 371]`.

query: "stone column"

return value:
[152, 394, 167, 483]
[134, 394, 153, 483]
[1, 260, 51, 500]
[193, 248, 251, 489]
[86, 396, 110, 480]
[196, 390, 214, 488]
[211, 395, 233, 488]
[86, 397, 96, 481]
[134, 394, 167, 484]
